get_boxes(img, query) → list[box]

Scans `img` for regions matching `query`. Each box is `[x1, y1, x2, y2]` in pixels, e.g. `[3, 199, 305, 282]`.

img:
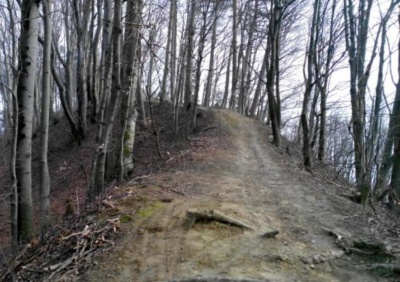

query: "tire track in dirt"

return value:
[84, 110, 383, 282]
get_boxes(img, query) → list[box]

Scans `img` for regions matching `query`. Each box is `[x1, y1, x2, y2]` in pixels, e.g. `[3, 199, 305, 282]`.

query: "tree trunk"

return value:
[389, 11, 400, 200]
[192, 4, 210, 131]
[171, 0, 178, 132]
[249, 46, 268, 117]
[229, 0, 238, 110]
[160, 0, 173, 103]
[266, 0, 287, 147]
[90, 0, 102, 123]
[221, 48, 231, 109]
[50, 42, 79, 139]
[146, 27, 156, 98]
[203, 11, 218, 108]
[89, 0, 122, 198]
[239, 0, 259, 115]
[184, 0, 196, 111]
[119, 0, 142, 179]
[97, 0, 113, 140]
[40, 0, 53, 231]
[73, 0, 92, 143]
[16, 0, 40, 242]
[301, 0, 320, 169]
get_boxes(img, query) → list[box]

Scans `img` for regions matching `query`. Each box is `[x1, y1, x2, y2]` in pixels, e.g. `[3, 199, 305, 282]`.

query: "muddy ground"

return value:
[82, 109, 400, 282]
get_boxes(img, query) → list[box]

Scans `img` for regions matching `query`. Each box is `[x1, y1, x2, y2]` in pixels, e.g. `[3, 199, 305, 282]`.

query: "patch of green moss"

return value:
[123, 146, 131, 157]
[124, 131, 131, 142]
[137, 201, 164, 218]
[119, 214, 133, 223]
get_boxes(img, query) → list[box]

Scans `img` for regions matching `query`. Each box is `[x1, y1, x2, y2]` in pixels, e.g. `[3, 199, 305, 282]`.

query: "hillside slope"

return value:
[83, 109, 400, 282]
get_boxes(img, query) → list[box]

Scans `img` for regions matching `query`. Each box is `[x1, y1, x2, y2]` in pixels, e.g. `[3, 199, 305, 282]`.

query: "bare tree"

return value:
[301, 0, 320, 168]
[119, 0, 143, 179]
[40, 0, 53, 231]
[90, 0, 123, 197]
[72, 0, 92, 143]
[184, 0, 196, 111]
[16, 0, 40, 242]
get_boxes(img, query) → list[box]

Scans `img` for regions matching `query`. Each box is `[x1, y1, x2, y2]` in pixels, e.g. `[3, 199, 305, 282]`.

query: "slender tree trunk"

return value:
[192, 5, 209, 131]
[97, 0, 113, 140]
[10, 71, 18, 248]
[389, 11, 400, 199]
[222, 48, 231, 109]
[119, 0, 142, 179]
[266, 0, 284, 147]
[90, 0, 122, 198]
[90, 0, 102, 123]
[50, 42, 79, 139]
[64, 2, 75, 112]
[301, 0, 320, 168]
[6, 0, 19, 247]
[204, 11, 218, 108]
[171, 0, 178, 132]
[317, 0, 338, 161]
[146, 27, 156, 98]
[137, 62, 147, 127]
[229, 0, 238, 110]
[368, 17, 388, 186]
[160, 0, 173, 103]
[184, 0, 196, 111]
[240, 0, 259, 114]
[73, 0, 92, 143]
[40, 0, 52, 231]
[16, 0, 40, 242]
[250, 47, 268, 117]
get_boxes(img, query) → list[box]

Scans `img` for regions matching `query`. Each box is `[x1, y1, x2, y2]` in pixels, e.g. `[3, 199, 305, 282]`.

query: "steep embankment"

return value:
[84, 109, 399, 282]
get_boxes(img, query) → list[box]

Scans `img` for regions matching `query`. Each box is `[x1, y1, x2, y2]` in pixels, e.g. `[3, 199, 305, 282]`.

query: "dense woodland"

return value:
[1, 0, 400, 245]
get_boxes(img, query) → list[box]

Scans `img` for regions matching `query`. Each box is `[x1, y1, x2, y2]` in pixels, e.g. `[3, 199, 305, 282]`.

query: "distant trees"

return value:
[342, 0, 399, 205]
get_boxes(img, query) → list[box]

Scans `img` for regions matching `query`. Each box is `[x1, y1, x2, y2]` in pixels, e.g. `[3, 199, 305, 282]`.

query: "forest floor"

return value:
[79, 109, 400, 282]
[1, 106, 400, 281]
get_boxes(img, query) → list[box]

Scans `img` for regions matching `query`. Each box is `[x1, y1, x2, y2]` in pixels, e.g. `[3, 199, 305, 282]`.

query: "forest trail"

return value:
[84, 110, 389, 282]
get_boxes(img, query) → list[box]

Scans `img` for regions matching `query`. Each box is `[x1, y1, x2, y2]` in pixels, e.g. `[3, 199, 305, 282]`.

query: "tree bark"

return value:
[222, 48, 231, 109]
[119, 0, 142, 179]
[229, 0, 238, 110]
[203, 10, 218, 108]
[184, 0, 196, 111]
[301, 0, 320, 169]
[389, 10, 400, 199]
[73, 0, 92, 143]
[160, 0, 173, 103]
[249, 46, 269, 117]
[239, 0, 259, 115]
[90, 0, 102, 123]
[40, 0, 53, 231]
[90, 0, 123, 198]
[16, 0, 40, 242]
[97, 0, 113, 140]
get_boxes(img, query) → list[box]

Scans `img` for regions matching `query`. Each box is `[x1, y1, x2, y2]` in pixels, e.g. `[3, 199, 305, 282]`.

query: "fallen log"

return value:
[186, 209, 255, 230]
[260, 230, 279, 239]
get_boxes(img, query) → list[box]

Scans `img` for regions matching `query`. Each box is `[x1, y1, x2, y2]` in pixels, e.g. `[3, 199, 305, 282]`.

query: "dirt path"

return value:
[84, 110, 387, 282]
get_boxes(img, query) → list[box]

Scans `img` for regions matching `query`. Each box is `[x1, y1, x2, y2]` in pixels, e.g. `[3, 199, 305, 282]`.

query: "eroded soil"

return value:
[83, 110, 398, 282]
